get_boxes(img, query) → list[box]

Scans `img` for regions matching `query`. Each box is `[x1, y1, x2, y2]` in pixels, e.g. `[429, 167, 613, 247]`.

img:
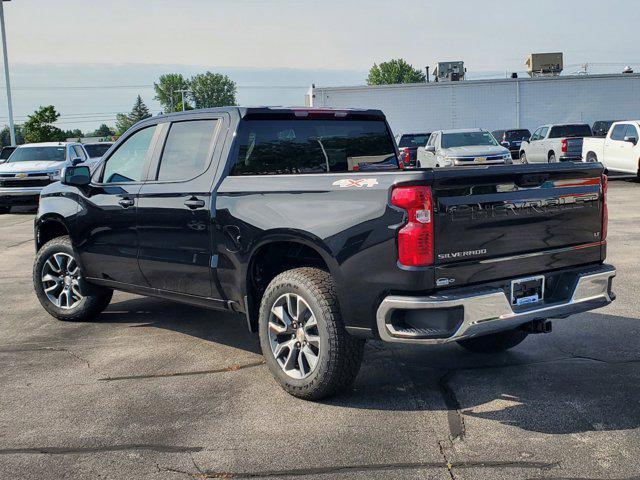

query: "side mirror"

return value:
[62, 166, 91, 186]
[71, 157, 83, 166]
[624, 136, 638, 145]
[500, 141, 510, 148]
[425, 145, 436, 153]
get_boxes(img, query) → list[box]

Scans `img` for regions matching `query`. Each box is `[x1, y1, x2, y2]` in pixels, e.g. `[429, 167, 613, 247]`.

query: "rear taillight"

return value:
[601, 174, 608, 241]
[391, 186, 434, 267]
[561, 139, 568, 153]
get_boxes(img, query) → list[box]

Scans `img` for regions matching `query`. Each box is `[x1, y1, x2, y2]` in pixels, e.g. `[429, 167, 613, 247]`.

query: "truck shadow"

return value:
[99, 298, 639, 436]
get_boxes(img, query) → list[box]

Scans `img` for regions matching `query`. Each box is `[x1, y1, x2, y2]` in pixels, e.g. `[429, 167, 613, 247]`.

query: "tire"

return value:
[549, 152, 557, 163]
[586, 152, 598, 163]
[456, 328, 528, 354]
[0, 206, 10, 214]
[33, 236, 113, 322]
[520, 152, 528, 164]
[258, 267, 365, 400]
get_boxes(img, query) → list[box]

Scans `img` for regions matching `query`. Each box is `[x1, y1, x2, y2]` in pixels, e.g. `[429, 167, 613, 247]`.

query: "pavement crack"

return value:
[0, 444, 203, 455]
[438, 370, 466, 442]
[99, 360, 265, 381]
[5, 238, 33, 249]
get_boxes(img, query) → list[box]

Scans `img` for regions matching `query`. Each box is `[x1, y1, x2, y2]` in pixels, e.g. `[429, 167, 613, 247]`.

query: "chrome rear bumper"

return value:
[376, 264, 616, 344]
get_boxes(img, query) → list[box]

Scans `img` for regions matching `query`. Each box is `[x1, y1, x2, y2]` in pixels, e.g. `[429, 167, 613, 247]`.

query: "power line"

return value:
[0, 84, 309, 91]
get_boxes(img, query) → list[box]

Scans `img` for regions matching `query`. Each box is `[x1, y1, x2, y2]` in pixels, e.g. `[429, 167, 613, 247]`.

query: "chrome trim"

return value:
[376, 265, 615, 344]
[0, 186, 44, 195]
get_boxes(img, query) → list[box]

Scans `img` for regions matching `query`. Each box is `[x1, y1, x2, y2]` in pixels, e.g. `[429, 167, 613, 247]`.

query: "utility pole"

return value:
[0, 0, 15, 146]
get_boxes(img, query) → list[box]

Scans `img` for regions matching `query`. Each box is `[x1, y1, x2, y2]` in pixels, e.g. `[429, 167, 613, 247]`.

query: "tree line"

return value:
[0, 61, 425, 147]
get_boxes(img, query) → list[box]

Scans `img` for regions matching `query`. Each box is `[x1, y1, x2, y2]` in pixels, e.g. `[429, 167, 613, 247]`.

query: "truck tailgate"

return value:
[432, 163, 605, 287]
[565, 138, 584, 158]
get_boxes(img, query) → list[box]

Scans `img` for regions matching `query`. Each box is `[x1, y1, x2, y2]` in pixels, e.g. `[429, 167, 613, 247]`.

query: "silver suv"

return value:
[0, 142, 91, 213]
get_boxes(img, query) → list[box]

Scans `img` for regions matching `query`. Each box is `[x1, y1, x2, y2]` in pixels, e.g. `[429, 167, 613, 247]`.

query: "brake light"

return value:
[561, 139, 568, 153]
[391, 186, 434, 266]
[601, 174, 608, 241]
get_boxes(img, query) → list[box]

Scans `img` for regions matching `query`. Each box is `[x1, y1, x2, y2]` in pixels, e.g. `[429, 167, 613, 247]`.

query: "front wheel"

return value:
[520, 152, 528, 164]
[258, 267, 365, 400]
[33, 236, 113, 321]
[456, 328, 528, 353]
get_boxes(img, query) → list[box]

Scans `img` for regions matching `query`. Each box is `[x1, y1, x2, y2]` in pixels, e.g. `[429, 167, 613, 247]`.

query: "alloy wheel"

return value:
[268, 293, 320, 379]
[41, 252, 83, 309]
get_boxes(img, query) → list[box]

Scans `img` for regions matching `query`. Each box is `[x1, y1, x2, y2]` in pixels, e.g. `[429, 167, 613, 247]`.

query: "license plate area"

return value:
[510, 275, 545, 307]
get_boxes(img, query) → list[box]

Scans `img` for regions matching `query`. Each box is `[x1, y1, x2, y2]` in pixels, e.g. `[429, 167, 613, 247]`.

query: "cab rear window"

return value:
[230, 119, 398, 175]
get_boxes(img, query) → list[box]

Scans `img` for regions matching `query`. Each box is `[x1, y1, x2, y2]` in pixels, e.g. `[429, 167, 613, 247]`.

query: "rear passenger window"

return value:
[230, 119, 397, 175]
[611, 124, 627, 141]
[157, 120, 217, 181]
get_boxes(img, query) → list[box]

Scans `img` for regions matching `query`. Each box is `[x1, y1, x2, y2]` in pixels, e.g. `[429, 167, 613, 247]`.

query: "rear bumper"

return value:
[376, 264, 615, 344]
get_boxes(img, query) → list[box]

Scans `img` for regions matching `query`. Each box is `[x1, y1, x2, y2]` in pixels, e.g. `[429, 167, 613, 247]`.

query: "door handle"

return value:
[184, 197, 206, 210]
[118, 198, 134, 208]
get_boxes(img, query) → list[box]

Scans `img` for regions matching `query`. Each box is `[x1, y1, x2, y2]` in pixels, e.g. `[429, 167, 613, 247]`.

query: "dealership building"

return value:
[307, 73, 640, 136]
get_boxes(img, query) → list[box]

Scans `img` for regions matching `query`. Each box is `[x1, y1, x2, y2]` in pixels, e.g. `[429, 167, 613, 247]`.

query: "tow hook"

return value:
[522, 320, 553, 334]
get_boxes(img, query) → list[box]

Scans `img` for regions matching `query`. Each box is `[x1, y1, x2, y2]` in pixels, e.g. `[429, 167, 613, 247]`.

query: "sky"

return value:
[1, 0, 639, 132]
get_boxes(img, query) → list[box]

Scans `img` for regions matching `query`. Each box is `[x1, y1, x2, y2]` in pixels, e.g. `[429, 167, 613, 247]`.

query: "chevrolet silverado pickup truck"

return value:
[582, 121, 640, 176]
[0, 142, 91, 212]
[519, 124, 592, 163]
[32, 107, 615, 400]
[417, 129, 512, 168]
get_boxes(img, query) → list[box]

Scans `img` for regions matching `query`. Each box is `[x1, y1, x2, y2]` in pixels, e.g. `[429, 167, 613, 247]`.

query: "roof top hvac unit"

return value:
[433, 61, 465, 82]
[526, 52, 563, 77]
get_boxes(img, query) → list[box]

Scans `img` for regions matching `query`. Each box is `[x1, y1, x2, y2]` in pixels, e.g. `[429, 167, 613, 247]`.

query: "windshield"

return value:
[231, 118, 398, 174]
[441, 131, 499, 148]
[549, 125, 592, 138]
[8, 146, 66, 163]
[398, 134, 430, 148]
[84, 144, 112, 158]
[505, 130, 531, 142]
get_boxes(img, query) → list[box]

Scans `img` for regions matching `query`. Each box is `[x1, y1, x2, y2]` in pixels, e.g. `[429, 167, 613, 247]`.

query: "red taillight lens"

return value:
[561, 139, 568, 153]
[391, 186, 434, 267]
[601, 174, 608, 241]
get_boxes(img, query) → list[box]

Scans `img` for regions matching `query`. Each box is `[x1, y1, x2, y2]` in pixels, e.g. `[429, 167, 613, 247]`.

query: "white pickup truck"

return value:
[582, 121, 640, 176]
[519, 124, 592, 164]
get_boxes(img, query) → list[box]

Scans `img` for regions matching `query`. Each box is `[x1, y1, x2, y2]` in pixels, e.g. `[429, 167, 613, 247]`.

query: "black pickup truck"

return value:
[33, 107, 616, 400]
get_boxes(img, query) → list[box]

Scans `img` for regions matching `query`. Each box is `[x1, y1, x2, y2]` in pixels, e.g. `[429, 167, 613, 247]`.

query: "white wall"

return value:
[310, 74, 640, 135]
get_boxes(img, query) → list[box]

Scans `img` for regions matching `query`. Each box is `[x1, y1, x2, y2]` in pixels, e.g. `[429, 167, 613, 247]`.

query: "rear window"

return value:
[84, 144, 112, 158]
[548, 125, 592, 138]
[230, 119, 397, 175]
[398, 133, 430, 148]
[8, 146, 66, 162]
[505, 130, 531, 142]
[441, 131, 498, 148]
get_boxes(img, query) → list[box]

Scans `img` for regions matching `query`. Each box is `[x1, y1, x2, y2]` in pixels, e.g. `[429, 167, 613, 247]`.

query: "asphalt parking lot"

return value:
[1, 177, 639, 480]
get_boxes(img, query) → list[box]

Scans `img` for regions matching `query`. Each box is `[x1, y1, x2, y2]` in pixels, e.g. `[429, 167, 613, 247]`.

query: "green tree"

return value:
[91, 124, 116, 137]
[154, 73, 191, 113]
[367, 59, 426, 85]
[61, 128, 84, 141]
[22, 105, 65, 143]
[0, 125, 24, 146]
[189, 71, 237, 109]
[115, 95, 152, 135]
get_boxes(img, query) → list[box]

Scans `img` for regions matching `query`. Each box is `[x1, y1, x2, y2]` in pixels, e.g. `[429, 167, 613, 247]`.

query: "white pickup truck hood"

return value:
[0, 160, 66, 174]
[442, 145, 509, 157]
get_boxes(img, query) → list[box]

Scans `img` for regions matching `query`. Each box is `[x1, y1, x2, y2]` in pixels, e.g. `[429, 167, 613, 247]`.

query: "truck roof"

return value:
[16, 142, 80, 148]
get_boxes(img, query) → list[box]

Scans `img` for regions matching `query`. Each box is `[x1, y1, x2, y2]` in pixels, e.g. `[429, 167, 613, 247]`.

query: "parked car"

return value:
[396, 132, 431, 167]
[417, 128, 512, 168]
[83, 142, 114, 161]
[492, 129, 531, 160]
[583, 120, 640, 176]
[33, 107, 615, 400]
[0, 142, 90, 213]
[519, 124, 592, 163]
[0, 145, 16, 163]
[592, 120, 619, 138]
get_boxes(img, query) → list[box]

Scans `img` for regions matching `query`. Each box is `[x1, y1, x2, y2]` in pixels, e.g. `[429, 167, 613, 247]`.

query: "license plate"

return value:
[510, 275, 545, 306]
[475, 157, 487, 163]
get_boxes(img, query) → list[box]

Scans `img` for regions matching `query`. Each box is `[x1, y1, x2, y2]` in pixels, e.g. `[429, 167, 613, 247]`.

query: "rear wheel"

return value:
[549, 152, 557, 163]
[456, 329, 528, 353]
[33, 236, 113, 321]
[258, 267, 365, 400]
[586, 152, 598, 163]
